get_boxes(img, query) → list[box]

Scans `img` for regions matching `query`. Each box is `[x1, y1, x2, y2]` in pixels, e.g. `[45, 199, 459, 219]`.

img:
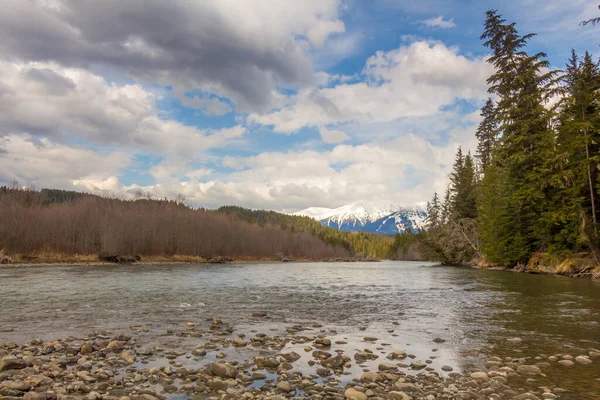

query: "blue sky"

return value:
[0, 0, 597, 211]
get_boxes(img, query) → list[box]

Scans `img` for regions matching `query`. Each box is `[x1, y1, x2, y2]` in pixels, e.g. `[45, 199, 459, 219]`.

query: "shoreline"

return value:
[0, 255, 383, 269]
[1, 321, 596, 400]
[470, 263, 600, 280]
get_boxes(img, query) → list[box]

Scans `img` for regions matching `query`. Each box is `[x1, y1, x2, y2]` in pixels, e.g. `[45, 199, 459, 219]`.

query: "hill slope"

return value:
[0, 187, 350, 261]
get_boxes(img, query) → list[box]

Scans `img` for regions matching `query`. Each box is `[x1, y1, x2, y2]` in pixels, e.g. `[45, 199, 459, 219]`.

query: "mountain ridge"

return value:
[293, 201, 428, 234]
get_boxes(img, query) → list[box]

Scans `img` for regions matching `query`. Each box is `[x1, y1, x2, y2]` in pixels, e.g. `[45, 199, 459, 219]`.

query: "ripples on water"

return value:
[1, 261, 600, 396]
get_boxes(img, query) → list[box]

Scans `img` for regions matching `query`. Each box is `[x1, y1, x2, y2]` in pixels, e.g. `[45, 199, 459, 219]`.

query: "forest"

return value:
[0, 187, 350, 261]
[421, 10, 600, 274]
[0, 186, 415, 262]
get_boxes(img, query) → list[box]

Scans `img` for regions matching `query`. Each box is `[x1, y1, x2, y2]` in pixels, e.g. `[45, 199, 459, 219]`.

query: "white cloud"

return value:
[0, 61, 246, 158]
[71, 117, 475, 211]
[319, 127, 350, 143]
[0, 134, 131, 190]
[248, 41, 491, 133]
[420, 16, 456, 29]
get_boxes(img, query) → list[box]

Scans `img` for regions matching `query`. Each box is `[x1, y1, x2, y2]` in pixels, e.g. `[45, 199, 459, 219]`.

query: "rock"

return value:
[211, 362, 238, 379]
[344, 388, 367, 400]
[120, 351, 136, 364]
[507, 337, 523, 343]
[106, 340, 125, 351]
[192, 348, 206, 356]
[410, 361, 426, 370]
[99, 254, 141, 263]
[363, 337, 378, 342]
[516, 365, 542, 376]
[321, 355, 344, 369]
[388, 392, 411, 400]
[281, 352, 301, 363]
[24, 375, 54, 388]
[558, 359, 574, 367]
[432, 337, 446, 343]
[208, 378, 227, 391]
[80, 343, 94, 355]
[3, 380, 31, 391]
[354, 351, 377, 361]
[470, 372, 489, 381]
[441, 365, 453, 372]
[232, 337, 247, 347]
[510, 394, 541, 400]
[276, 381, 292, 393]
[386, 350, 407, 360]
[23, 393, 47, 400]
[378, 363, 397, 371]
[0, 359, 28, 372]
[575, 355, 592, 364]
[360, 372, 381, 383]
[314, 338, 331, 347]
[264, 357, 280, 368]
[394, 383, 422, 394]
[251, 372, 266, 380]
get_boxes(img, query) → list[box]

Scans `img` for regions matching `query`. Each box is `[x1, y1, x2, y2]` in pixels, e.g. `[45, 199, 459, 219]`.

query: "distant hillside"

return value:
[294, 201, 428, 234]
[217, 206, 396, 259]
[0, 187, 350, 261]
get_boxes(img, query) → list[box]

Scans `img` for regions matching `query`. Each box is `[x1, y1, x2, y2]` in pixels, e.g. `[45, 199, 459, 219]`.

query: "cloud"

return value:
[0, 60, 246, 158]
[68, 115, 476, 211]
[319, 127, 350, 143]
[0, 0, 346, 113]
[420, 16, 456, 29]
[248, 41, 491, 133]
[0, 134, 131, 190]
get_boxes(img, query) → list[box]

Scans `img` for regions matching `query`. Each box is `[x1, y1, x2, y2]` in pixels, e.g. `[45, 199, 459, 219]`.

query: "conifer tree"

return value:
[426, 192, 441, 229]
[554, 50, 600, 258]
[475, 98, 497, 171]
[481, 10, 558, 262]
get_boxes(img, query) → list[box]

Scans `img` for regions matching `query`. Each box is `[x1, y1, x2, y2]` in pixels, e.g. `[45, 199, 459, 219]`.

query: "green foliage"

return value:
[422, 10, 600, 267]
[389, 231, 424, 260]
[475, 98, 497, 170]
[420, 148, 480, 265]
[217, 205, 395, 259]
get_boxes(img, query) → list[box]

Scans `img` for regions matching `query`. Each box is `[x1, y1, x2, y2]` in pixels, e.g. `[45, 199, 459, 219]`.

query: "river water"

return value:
[1, 261, 599, 397]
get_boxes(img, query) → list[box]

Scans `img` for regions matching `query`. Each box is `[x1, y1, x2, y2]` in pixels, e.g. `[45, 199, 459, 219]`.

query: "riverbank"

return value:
[1, 320, 597, 400]
[0, 253, 380, 269]
[471, 254, 600, 279]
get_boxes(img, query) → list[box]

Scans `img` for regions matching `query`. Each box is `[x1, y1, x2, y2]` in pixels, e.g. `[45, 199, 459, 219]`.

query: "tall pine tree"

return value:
[480, 10, 558, 263]
[475, 98, 497, 171]
[553, 50, 600, 259]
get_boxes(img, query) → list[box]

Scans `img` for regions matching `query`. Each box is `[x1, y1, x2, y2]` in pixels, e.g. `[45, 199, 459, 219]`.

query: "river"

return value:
[1, 261, 599, 398]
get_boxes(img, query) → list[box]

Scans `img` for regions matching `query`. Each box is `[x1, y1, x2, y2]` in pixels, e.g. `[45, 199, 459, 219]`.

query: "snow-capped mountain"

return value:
[294, 201, 428, 234]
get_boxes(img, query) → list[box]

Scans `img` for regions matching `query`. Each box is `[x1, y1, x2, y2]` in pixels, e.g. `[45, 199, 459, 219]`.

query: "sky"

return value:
[0, 0, 597, 212]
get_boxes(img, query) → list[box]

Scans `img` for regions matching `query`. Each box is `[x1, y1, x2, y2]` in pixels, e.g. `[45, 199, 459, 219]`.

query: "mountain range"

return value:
[293, 201, 428, 234]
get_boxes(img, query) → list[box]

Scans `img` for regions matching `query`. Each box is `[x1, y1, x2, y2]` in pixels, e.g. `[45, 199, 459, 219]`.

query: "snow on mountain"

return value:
[293, 201, 428, 234]
[294, 207, 336, 220]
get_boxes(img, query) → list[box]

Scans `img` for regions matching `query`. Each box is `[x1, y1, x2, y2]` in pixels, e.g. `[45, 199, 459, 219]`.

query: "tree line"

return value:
[218, 206, 402, 259]
[422, 9, 600, 270]
[0, 187, 350, 260]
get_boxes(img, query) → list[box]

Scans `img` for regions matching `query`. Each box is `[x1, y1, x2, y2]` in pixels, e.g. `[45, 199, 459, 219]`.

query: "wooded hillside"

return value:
[0, 187, 350, 260]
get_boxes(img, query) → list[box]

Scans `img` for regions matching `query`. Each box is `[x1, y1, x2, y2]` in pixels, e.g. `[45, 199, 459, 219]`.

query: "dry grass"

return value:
[529, 252, 598, 275]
